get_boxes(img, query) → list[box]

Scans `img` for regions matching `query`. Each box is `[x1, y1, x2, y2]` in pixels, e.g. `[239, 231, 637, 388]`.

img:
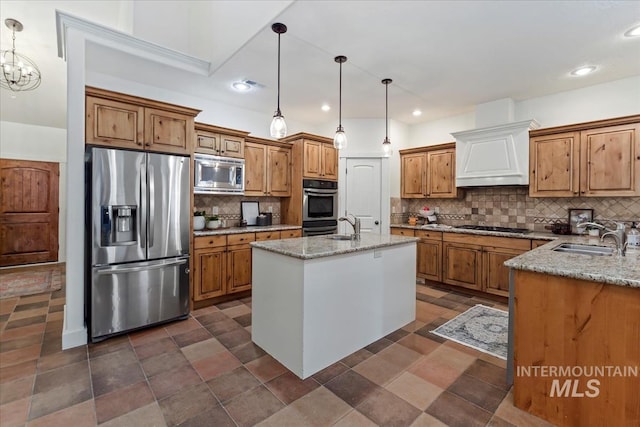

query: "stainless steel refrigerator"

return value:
[86, 147, 190, 342]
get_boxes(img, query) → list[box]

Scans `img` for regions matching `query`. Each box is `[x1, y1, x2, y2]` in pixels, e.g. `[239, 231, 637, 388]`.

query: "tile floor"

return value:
[0, 271, 554, 427]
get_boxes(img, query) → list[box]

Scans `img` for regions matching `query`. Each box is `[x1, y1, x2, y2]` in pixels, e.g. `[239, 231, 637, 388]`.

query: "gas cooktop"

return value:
[457, 225, 530, 234]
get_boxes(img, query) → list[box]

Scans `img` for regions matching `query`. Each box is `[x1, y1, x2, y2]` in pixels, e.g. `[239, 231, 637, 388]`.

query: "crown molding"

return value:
[56, 10, 211, 76]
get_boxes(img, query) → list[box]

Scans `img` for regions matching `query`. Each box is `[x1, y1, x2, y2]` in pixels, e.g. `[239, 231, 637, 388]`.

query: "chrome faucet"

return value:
[339, 213, 361, 241]
[577, 221, 627, 256]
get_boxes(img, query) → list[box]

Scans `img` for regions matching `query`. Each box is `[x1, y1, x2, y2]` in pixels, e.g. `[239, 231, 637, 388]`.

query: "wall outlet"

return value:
[212, 206, 219, 215]
[402, 207, 406, 213]
[268, 206, 273, 213]
[434, 207, 440, 214]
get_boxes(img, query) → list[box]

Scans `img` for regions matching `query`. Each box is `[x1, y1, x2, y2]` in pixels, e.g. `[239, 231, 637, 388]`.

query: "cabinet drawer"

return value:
[227, 233, 256, 246]
[415, 230, 443, 240]
[255, 231, 281, 241]
[444, 232, 531, 251]
[194, 235, 226, 249]
[281, 229, 302, 239]
[390, 228, 415, 237]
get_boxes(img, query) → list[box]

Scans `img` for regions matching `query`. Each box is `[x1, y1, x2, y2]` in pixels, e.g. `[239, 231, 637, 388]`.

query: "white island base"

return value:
[251, 240, 416, 379]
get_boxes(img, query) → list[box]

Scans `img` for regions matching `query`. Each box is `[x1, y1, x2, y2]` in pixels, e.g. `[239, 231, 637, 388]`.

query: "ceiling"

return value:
[1, 0, 639, 131]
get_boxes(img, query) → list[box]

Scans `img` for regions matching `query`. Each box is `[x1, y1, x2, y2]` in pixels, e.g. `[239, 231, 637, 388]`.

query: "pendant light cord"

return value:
[338, 60, 342, 128]
[385, 82, 388, 139]
[276, 32, 281, 114]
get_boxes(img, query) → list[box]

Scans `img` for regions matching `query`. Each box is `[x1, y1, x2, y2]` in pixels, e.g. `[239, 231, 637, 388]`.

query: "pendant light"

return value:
[333, 55, 348, 150]
[381, 78, 392, 157]
[270, 23, 287, 139]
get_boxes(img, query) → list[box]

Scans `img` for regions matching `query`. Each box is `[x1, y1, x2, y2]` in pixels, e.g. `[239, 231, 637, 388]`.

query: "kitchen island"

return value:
[250, 233, 418, 379]
[505, 239, 639, 427]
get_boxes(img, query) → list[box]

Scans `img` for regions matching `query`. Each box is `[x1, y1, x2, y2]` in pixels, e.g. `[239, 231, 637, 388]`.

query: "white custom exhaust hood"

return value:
[452, 99, 539, 187]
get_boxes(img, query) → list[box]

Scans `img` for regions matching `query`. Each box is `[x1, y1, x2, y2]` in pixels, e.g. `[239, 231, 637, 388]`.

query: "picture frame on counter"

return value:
[568, 208, 593, 234]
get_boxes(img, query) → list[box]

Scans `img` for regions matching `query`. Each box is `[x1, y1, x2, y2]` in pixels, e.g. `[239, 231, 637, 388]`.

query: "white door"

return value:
[343, 158, 382, 234]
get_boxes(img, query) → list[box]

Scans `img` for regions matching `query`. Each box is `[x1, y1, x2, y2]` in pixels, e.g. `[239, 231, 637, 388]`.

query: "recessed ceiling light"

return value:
[624, 24, 640, 37]
[412, 109, 422, 117]
[321, 104, 330, 112]
[232, 80, 255, 92]
[570, 66, 597, 76]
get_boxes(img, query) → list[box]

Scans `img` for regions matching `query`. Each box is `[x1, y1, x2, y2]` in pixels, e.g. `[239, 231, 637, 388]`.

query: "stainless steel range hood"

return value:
[452, 99, 540, 187]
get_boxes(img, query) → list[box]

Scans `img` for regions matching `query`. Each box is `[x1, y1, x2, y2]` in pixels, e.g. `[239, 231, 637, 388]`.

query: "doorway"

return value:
[0, 159, 59, 266]
[339, 157, 390, 235]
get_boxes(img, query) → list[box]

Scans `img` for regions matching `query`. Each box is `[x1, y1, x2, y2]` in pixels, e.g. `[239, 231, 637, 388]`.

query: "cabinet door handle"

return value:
[374, 220, 379, 225]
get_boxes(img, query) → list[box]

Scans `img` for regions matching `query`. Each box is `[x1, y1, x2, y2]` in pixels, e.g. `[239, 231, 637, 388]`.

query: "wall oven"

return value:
[194, 153, 244, 194]
[302, 179, 338, 236]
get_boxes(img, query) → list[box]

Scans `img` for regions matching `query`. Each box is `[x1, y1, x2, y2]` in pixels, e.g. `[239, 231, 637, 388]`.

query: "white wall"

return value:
[515, 76, 640, 127]
[0, 121, 68, 262]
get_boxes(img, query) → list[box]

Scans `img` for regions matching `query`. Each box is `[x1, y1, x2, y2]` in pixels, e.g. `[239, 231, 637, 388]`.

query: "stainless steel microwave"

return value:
[194, 153, 245, 194]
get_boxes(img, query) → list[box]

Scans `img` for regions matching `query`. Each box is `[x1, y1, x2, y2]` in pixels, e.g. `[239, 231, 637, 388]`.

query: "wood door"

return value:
[303, 140, 322, 178]
[193, 247, 226, 300]
[483, 246, 525, 297]
[442, 242, 482, 290]
[401, 152, 426, 198]
[194, 130, 220, 154]
[267, 146, 291, 196]
[86, 96, 144, 149]
[219, 135, 245, 158]
[244, 142, 267, 196]
[321, 143, 338, 180]
[227, 245, 252, 293]
[0, 159, 59, 266]
[417, 239, 442, 282]
[144, 108, 192, 155]
[580, 123, 640, 196]
[529, 132, 580, 197]
[427, 149, 458, 198]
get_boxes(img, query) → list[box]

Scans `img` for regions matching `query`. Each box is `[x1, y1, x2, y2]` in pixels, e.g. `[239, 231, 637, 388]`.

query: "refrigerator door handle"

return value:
[148, 162, 155, 249]
[140, 157, 147, 250]
[97, 258, 188, 275]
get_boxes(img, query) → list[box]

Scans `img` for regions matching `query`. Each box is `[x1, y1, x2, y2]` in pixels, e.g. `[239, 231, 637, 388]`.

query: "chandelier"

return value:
[1, 19, 41, 92]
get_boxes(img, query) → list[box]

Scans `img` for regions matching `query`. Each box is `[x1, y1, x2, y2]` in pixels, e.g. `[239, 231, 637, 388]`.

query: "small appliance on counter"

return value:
[258, 212, 273, 226]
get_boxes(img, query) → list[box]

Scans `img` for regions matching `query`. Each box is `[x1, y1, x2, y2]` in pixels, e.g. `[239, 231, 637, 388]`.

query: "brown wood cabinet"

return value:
[513, 270, 640, 427]
[244, 136, 292, 197]
[194, 123, 249, 158]
[281, 133, 337, 226]
[529, 115, 640, 197]
[193, 228, 302, 304]
[442, 233, 531, 296]
[302, 140, 338, 180]
[400, 143, 461, 199]
[85, 87, 200, 155]
[531, 239, 551, 249]
[415, 230, 442, 282]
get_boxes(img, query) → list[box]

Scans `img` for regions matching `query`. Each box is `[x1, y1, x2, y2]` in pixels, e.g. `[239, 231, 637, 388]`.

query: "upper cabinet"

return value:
[85, 87, 200, 155]
[302, 139, 338, 180]
[194, 123, 249, 159]
[282, 133, 338, 181]
[400, 143, 461, 199]
[244, 136, 292, 197]
[529, 115, 640, 197]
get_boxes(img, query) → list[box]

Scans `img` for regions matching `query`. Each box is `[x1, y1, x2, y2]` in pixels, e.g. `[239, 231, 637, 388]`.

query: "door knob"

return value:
[374, 220, 379, 225]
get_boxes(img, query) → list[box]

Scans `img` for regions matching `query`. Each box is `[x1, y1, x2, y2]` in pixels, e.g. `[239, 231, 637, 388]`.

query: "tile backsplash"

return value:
[394, 187, 640, 231]
[194, 195, 282, 225]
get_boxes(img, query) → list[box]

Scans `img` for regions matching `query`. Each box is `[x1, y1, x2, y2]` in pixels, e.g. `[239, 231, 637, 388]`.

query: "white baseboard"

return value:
[62, 304, 87, 350]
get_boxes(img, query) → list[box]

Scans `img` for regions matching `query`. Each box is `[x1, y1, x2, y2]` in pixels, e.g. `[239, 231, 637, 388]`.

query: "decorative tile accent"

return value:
[399, 187, 639, 230]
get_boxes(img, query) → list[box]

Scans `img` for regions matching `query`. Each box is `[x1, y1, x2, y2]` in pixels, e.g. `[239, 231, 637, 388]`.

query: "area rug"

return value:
[431, 304, 508, 360]
[0, 269, 62, 299]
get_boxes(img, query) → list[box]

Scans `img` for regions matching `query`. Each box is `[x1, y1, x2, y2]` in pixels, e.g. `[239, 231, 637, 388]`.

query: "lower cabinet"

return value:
[391, 227, 532, 298]
[193, 229, 303, 304]
[415, 230, 442, 282]
[443, 233, 531, 297]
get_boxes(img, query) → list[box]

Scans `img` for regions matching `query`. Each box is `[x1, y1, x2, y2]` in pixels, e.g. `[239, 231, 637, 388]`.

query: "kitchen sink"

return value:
[551, 243, 614, 256]
[325, 234, 355, 241]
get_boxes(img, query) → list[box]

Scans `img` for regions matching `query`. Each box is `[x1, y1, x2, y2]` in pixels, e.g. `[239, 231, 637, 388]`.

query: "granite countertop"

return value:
[194, 224, 301, 236]
[250, 233, 419, 260]
[390, 224, 555, 240]
[505, 236, 640, 288]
